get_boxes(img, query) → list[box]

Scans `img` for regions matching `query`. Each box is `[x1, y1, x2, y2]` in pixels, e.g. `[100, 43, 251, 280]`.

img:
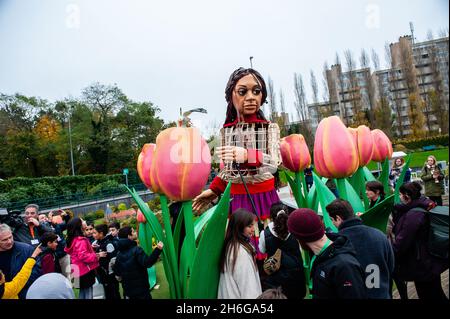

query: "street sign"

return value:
[123, 168, 129, 175]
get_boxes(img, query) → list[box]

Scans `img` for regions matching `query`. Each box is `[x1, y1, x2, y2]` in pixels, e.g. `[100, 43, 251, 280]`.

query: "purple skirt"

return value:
[229, 188, 280, 220]
[229, 189, 280, 260]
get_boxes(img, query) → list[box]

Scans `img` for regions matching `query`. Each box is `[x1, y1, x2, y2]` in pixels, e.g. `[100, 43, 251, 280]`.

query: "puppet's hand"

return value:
[216, 146, 247, 163]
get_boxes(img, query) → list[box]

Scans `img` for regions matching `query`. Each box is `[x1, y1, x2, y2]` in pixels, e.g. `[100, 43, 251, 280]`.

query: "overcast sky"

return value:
[0, 0, 448, 137]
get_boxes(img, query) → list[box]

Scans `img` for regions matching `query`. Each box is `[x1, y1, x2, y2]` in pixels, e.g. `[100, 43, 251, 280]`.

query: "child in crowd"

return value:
[40, 232, 62, 274]
[114, 226, 163, 299]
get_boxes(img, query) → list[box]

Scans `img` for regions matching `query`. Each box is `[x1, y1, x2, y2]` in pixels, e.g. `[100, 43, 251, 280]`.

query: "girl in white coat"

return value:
[218, 209, 262, 299]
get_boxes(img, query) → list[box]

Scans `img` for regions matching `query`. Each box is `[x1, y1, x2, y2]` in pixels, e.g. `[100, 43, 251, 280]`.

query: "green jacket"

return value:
[420, 164, 444, 196]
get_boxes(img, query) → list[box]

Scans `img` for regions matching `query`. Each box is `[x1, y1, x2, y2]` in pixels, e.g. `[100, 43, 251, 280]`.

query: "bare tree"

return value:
[427, 38, 449, 134]
[267, 77, 278, 121]
[427, 29, 434, 41]
[360, 48, 376, 126]
[310, 70, 319, 104]
[398, 38, 426, 137]
[293, 73, 308, 122]
[320, 61, 334, 120]
[371, 48, 380, 71]
[371, 48, 393, 134]
[438, 27, 449, 38]
[334, 52, 350, 125]
[279, 89, 286, 114]
[344, 49, 366, 126]
[278, 88, 288, 136]
[385, 42, 405, 138]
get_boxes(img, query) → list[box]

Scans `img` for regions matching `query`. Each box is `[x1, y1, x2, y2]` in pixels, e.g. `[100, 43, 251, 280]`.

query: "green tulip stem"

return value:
[299, 170, 309, 203]
[294, 171, 305, 207]
[182, 200, 196, 290]
[336, 178, 348, 201]
[160, 194, 181, 298]
[302, 248, 311, 291]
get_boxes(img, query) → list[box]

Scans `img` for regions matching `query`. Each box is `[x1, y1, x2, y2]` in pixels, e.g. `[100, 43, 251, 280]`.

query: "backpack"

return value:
[416, 206, 449, 259]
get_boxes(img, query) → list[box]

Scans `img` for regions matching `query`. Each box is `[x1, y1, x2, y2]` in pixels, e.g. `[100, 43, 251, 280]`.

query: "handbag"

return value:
[263, 248, 282, 275]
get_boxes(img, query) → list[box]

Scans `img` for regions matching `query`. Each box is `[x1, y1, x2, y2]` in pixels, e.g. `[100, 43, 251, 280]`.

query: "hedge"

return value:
[0, 169, 146, 211]
[393, 135, 449, 150]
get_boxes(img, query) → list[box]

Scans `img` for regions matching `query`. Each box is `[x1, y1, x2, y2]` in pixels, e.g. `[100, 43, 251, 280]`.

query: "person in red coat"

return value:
[64, 218, 100, 299]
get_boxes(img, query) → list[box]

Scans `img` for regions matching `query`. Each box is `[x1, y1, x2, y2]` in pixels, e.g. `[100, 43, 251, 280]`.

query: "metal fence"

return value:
[4, 183, 147, 212]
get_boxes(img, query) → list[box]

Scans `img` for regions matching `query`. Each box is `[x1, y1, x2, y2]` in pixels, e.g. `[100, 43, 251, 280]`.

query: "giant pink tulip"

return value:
[136, 210, 146, 224]
[153, 127, 211, 201]
[137, 143, 161, 193]
[280, 134, 311, 172]
[348, 125, 374, 167]
[314, 116, 359, 178]
[371, 129, 393, 162]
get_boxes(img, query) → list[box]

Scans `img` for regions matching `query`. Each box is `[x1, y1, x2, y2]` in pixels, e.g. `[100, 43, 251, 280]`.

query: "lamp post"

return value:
[68, 107, 75, 176]
[179, 107, 207, 127]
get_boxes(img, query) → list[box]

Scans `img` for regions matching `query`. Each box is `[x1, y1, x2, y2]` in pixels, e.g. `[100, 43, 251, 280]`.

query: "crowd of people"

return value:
[0, 65, 448, 300]
[2, 175, 446, 300]
[0, 204, 163, 300]
[216, 179, 448, 300]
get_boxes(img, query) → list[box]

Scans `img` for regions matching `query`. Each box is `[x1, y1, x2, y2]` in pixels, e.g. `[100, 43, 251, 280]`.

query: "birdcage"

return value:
[219, 122, 280, 180]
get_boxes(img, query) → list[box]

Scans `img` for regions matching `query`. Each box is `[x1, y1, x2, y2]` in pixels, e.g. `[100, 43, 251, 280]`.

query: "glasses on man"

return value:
[235, 87, 262, 97]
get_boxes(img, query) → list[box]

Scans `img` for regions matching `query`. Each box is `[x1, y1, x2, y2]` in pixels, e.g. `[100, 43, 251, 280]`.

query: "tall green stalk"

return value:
[160, 194, 181, 298]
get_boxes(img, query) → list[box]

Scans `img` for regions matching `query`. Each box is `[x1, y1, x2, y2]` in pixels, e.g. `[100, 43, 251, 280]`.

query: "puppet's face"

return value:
[232, 74, 262, 116]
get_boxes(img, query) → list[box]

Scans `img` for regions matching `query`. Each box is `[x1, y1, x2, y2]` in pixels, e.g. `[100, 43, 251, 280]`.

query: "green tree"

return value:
[110, 101, 165, 172]
[408, 93, 426, 138]
[429, 89, 449, 135]
[374, 98, 394, 139]
[0, 94, 50, 177]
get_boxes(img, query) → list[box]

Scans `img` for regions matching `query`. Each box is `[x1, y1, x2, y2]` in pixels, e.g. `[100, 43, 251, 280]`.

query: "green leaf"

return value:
[378, 157, 391, 195]
[335, 178, 365, 214]
[362, 166, 377, 182]
[394, 156, 411, 204]
[173, 205, 185, 258]
[312, 173, 338, 232]
[126, 187, 178, 298]
[138, 221, 153, 254]
[306, 184, 319, 211]
[139, 222, 156, 289]
[194, 205, 216, 239]
[285, 171, 302, 208]
[188, 182, 232, 298]
[179, 201, 196, 297]
[160, 194, 181, 298]
[360, 194, 395, 234]
[352, 167, 370, 210]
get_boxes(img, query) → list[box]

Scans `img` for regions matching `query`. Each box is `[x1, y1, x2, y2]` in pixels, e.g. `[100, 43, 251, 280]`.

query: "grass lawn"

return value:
[366, 147, 449, 170]
[279, 147, 448, 184]
[151, 260, 170, 298]
[73, 260, 170, 299]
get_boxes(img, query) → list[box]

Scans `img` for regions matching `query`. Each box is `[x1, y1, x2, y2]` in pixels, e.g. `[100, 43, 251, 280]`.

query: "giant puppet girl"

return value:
[193, 67, 281, 260]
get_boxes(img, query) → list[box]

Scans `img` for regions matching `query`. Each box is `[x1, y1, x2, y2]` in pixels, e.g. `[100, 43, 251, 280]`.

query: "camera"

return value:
[0, 208, 24, 227]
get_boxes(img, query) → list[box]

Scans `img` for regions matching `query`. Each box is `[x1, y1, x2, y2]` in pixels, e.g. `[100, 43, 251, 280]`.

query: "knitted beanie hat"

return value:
[287, 208, 324, 243]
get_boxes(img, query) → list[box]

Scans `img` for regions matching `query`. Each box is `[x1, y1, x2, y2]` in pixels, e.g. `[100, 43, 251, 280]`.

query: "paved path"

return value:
[392, 270, 449, 299]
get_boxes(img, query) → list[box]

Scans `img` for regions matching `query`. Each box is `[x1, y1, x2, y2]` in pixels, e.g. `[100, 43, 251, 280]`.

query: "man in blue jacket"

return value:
[0, 223, 42, 299]
[287, 208, 367, 299]
[326, 199, 395, 299]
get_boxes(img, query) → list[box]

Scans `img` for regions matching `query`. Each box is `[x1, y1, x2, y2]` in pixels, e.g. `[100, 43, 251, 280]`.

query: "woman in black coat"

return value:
[113, 226, 163, 299]
[258, 202, 306, 299]
[392, 182, 448, 300]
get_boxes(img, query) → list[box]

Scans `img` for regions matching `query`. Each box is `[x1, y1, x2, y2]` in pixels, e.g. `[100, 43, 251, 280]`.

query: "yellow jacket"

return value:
[1, 258, 36, 299]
